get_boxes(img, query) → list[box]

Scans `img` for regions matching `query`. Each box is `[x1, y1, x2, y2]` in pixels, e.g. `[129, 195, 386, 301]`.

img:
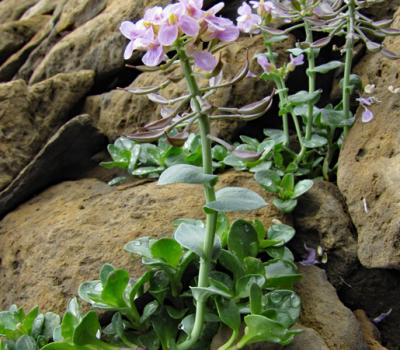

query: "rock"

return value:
[0, 0, 38, 23]
[0, 171, 284, 313]
[296, 266, 368, 350]
[337, 266, 400, 349]
[338, 8, 400, 269]
[0, 15, 49, 65]
[354, 310, 388, 350]
[29, 0, 170, 84]
[291, 180, 358, 287]
[0, 70, 95, 191]
[83, 35, 294, 141]
[0, 115, 107, 218]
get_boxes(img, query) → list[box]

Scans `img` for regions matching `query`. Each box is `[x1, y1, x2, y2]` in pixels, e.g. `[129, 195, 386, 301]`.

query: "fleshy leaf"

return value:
[158, 164, 218, 185]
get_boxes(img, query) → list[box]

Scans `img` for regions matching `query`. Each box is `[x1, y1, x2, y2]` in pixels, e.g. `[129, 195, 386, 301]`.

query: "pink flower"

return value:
[187, 45, 217, 71]
[257, 54, 272, 72]
[237, 2, 261, 34]
[249, 0, 276, 16]
[158, 3, 200, 46]
[132, 26, 166, 66]
[180, 0, 204, 19]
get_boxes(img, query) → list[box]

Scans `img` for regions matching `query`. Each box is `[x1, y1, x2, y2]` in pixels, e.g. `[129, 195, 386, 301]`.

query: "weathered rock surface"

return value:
[292, 180, 358, 287]
[0, 115, 107, 218]
[29, 0, 169, 84]
[338, 9, 400, 269]
[0, 15, 49, 65]
[0, 70, 94, 191]
[296, 266, 368, 350]
[83, 35, 293, 141]
[354, 310, 388, 350]
[0, 172, 284, 313]
[0, 0, 38, 24]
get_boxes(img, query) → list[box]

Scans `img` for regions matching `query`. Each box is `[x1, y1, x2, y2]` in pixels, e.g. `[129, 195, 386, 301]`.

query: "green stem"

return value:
[322, 127, 335, 180]
[176, 46, 218, 350]
[343, 0, 355, 138]
[304, 20, 316, 142]
[218, 330, 239, 350]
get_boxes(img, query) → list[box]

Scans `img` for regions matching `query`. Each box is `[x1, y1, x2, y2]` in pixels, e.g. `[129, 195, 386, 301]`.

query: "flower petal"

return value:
[158, 24, 179, 46]
[120, 21, 137, 40]
[217, 25, 240, 42]
[180, 15, 199, 37]
[142, 45, 165, 67]
[361, 107, 374, 123]
[192, 50, 217, 71]
[123, 41, 135, 60]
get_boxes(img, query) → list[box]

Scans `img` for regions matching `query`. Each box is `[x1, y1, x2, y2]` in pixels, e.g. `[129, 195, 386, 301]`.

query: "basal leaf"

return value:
[158, 164, 218, 185]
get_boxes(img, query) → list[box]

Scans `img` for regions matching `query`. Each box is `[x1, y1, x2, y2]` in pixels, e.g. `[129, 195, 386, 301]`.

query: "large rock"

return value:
[0, 171, 284, 313]
[338, 9, 400, 269]
[29, 0, 169, 84]
[354, 310, 388, 350]
[0, 114, 107, 218]
[296, 266, 368, 350]
[292, 181, 358, 287]
[0, 70, 95, 191]
[83, 35, 294, 141]
[0, 15, 49, 65]
[0, 0, 38, 23]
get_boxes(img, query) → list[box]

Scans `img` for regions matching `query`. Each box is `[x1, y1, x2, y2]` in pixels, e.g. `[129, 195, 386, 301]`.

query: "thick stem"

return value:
[176, 47, 218, 350]
[343, 0, 355, 137]
[218, 330, 239, 350]
[304, 20, 316, 142]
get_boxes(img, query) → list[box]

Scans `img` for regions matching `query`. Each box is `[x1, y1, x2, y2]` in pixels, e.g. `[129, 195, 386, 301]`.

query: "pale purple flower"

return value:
[299, 243, 319, 266]
[187, 45, 217, 71]
[180, 0, 204, 19]
[290, 54, 304, 66]
[356, 96, 376, 123]
[143, 6, 164, 25]
[202, 3, 240, 42]
[249, 0, 277, 16]
[237, 2, 262, 34]
[158, 3, 199, 46]
[133, 27, 166, 66]
[120, 21, 147, 59]
[256, 54, 272, 72]
[373, 309, 392, 324]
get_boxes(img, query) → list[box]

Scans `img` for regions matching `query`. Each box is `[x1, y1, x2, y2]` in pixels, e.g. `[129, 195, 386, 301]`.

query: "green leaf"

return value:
[101, 270, 130, 307]
[209, 271, 234, 294]
[266, 247, 294, 261]
[215, 298, 240, 332]
[227, 220, 259, 261]
[15, 336, 37, 350]
[0, 311, 18, 338]
[124, 237, 155, 258]
[218, 249, 245, 279]
[264, 259, 301, 289]
[255, 170, 281, 193]
[302, 135, 327, 148]
[239, 315, 300, 346]
[128, 144, 141, 173]
[131, 166, 164, 177]
[78, 281, 105, 308]
[158, 164, 218, 185]
[313, 60, 343, 74]
[263, 290, 301, 328]
[99, 264, 115, 285]
[42, 313, 60, 339]
[60, 312, 78, 341]
[21, 307, 39, 335]
[205, 187, 267, 212]
[150, 238, 183, 267]
[287, 90, 321, 106]
[72, 312, 100, 345]
[321, 107, 354, 127]
[31, 315, 44, 339]
[267, 224, 296, 247]
[174, 223, 220, 258]
[273, 198, 297, 213]
[191, 286, 232, 301]
[293, 179, 313, 199]
[151, 309, 178, 350]
[243, 257, 264, 275]
[280, 173, 294, 199]
[250, 284, 263, 315]
[235, 274, 266, 298]
[140, 301, 159, 323]
[240, 136, 259, 148]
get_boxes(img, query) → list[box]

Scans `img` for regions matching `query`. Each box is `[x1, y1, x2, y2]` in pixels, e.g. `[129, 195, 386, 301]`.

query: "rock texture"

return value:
[354, 310, 388, 350]
[0, 115, 107, 218]
[0, 70, 94, 192]
[296, 266, 368, 350]
[292, 181, 358, 287]
[338, 9, 400, 269]
[83, 35, 294, 141]
[0, 172, 284, 313]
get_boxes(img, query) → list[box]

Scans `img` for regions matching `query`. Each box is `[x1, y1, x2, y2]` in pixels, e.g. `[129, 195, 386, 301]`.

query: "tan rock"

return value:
[29, 0, 170, 84]
[83, 35, 294, 141]
[354, 310, 388, 350]
[0, 15, 49, 65]
[296, 266, 368, 350]
[0, 171, 284, 313]
[0, 70, 94, 191]
[0, 0, 38, 23]
[338, 8, 400, 269]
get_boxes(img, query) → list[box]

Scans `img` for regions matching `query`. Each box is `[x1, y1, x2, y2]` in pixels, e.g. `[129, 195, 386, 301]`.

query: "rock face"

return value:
[296, 266, 368, 350]
[354, 310, 388, 350]
[292, 181, 358, 287]
[338, 9, 400, 269]
[83, 35, 294, 141]
[0, 115, 107, 218]
[0, 70, 94, 192]
[0, 172, 284, 313]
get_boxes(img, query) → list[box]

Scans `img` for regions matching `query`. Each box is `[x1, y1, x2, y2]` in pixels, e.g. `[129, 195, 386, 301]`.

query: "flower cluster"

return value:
[237, 1, 278, 34]
[120, 0, 239, 70]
